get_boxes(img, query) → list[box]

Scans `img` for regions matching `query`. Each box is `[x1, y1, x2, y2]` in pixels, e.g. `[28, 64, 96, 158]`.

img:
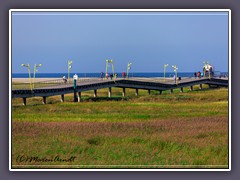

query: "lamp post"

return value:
[21, 63, 33, 90]
[73, 74, 78, 102]
[172, 65, 178, 85]
[68, 60, 73, 80]
[105, 59, 115, 79]
[126, 62, 132, 79]
[164, 64, 168, 82]
[33, 64, 42, 88]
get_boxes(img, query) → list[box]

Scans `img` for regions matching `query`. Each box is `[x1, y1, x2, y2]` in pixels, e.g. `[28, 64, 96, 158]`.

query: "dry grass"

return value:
[12, 117, 228, 168]
[11, 86, 229, 168]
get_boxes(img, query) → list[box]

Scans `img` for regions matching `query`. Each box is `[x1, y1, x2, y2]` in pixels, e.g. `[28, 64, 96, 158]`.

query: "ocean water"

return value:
[12, 72, 228, 78]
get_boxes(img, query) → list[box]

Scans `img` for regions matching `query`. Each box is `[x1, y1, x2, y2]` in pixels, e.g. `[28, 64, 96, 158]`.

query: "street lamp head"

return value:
[172, 65, 178, 71]
[21, 64, 30, 67]
[35, 64, 42, 67]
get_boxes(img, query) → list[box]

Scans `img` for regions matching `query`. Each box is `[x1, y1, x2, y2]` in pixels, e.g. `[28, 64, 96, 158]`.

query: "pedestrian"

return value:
[194, 72, 197, 78]
[209, 67, 213, 77]
[110, 73, 113, 80]
[100, 72, 104, 80]
[197, 71, 201, 78]
[122, 72, 124, 78]
[62, 76, 67, 83]
[173, 75, 176, 84]
[106, 73, 109, 79]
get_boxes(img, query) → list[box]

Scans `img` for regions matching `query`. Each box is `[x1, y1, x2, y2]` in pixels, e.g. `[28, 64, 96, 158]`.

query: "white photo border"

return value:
[9, 9, 231, 171]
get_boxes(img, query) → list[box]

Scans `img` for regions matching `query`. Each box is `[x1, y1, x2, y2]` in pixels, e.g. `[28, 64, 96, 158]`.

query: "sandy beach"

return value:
[12, 78, 64, 83]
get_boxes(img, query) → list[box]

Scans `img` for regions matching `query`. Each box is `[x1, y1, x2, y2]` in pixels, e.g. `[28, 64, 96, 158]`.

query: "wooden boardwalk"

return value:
[12, 77, 228, 105]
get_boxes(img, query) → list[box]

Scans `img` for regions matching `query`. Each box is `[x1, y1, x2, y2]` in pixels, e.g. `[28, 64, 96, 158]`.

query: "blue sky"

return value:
[11, 11, 229, 73]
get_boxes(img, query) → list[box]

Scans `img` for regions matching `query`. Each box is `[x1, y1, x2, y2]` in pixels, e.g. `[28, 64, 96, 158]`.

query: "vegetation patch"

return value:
[11, 86, 229, 168]
[87, 137, 103, 145]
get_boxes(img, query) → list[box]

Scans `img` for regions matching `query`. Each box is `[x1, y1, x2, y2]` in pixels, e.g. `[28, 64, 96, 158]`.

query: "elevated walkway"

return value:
[12, 77, 228, 105]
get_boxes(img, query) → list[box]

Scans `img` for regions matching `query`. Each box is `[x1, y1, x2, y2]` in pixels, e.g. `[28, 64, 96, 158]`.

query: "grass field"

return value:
[11, 85, 229, 169]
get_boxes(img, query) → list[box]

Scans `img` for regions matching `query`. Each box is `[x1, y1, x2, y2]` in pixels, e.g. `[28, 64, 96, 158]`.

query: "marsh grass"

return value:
[11, 85, 229, 168]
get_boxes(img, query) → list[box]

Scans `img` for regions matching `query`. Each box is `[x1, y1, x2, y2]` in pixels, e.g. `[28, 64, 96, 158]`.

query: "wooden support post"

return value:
[122, 88, 126, 97]
[77, 92, 81, 102]
[73, 92, 77, 102]
[135, 89, 139, 96]
[180, 87, 183, 93]
[170, 89, 173, 94]
[108, 87, 112, 97]
[61, 94, 64, 102]
[190, 86, 193, 91]
[42, 96, 47, 104]
[22, 97, 26, 106]
[159, 90, 162, 95]
[94, 89, 97, 97]
[148, 89, 150, 95]
[199, 84, 202, 90]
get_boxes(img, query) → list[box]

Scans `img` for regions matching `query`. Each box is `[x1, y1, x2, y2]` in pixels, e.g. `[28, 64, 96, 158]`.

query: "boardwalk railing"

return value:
[12, 77, 103, 90]
[12, 77, 225, 91]
[13, 77, 169, 90]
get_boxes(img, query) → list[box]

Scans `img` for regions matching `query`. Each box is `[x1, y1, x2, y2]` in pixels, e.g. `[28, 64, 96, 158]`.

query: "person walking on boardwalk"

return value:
[173, 75, 176, 84]
[100, 72, 104, 80]
[197, 71, 201, 78]
[62, 76, 67, 83]
[194, 72, 197, 78]
[110, 73, 113, 80]
[122, 72, 126, 78]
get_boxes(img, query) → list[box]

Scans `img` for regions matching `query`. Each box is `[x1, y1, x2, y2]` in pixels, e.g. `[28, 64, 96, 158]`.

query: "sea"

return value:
[12, 72, 228, 78]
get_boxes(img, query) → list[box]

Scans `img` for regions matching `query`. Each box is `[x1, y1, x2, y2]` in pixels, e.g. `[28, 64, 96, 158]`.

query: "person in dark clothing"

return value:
[110, 73, 113, 80]
[197, 71, 201, 78]
[100, 72, 104, 80]
[194, 72, 197, 78]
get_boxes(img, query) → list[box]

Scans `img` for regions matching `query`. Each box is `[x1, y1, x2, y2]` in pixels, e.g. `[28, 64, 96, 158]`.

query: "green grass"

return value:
[11, 86, 229, 169]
